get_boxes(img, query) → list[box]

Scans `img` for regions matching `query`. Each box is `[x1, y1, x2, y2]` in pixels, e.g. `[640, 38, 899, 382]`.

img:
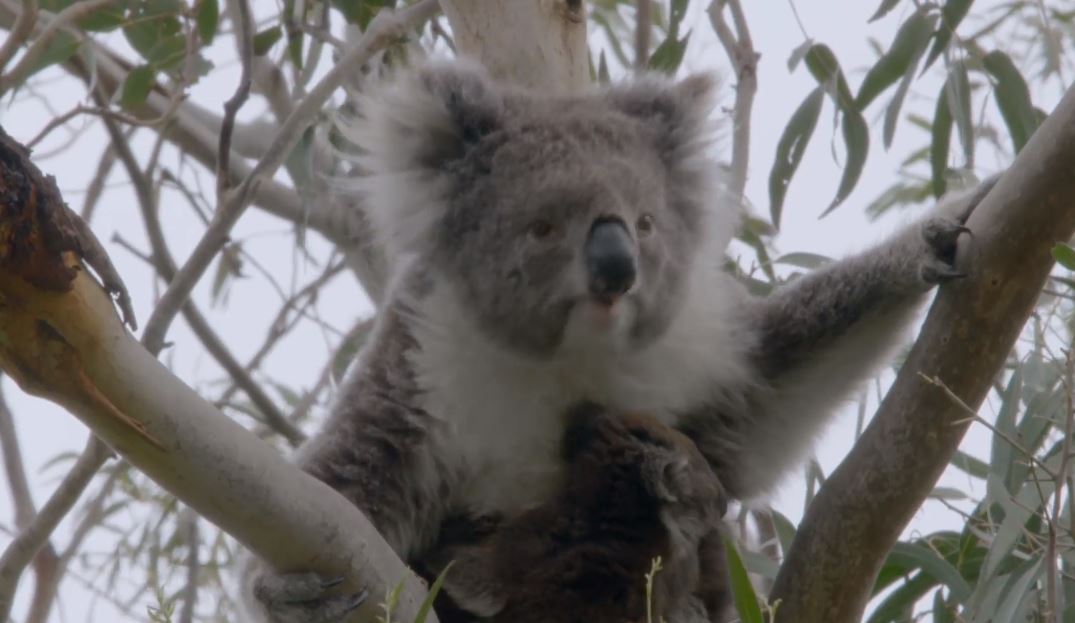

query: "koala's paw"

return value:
[251, 571, 368, 623]
[917, 216, 971, 285]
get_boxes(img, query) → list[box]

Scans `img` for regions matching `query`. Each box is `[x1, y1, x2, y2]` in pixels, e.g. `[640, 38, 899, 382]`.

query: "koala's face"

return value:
[353, 61, 732, 358]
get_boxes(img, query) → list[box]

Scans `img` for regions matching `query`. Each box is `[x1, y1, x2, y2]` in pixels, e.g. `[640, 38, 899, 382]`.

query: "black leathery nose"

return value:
[585, 218, 637, 299]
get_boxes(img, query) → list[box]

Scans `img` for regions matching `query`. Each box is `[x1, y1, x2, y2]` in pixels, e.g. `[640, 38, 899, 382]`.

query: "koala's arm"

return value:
[706, 180, 995, 499]
[241, 310, 455, 622]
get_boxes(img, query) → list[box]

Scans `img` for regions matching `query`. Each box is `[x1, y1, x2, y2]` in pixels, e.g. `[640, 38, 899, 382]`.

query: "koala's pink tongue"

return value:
[585, 297, 622, 327]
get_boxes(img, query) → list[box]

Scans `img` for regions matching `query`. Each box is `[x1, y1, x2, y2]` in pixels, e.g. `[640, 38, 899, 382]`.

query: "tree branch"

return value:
[0, 436, 111, 622]
[770, 81, 1075, 622]
[0, 128, 435, 623]
[708, 0, 757, 200]
[440, 0, 590, 93]
[634, 0, 651, 71]
[0, 0, 35, 77]
[139, 0, 439, 355]
[0, 380, 62, 623]
[216, 0, 253, 196]
[0, 0, 119, 95]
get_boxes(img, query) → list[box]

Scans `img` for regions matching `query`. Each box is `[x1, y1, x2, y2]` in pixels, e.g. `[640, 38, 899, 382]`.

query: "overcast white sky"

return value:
[0, 1, 1051, 621]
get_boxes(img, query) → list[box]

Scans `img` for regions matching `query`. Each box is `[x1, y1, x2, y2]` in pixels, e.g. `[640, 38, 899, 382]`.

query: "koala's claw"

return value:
[252, 570, 366, 623]
[917, 216, 972, 285]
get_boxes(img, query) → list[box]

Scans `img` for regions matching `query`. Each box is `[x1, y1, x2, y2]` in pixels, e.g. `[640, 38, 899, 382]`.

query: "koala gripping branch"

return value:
[770, 78, 1075, 621]
[0, 128, 436, 623]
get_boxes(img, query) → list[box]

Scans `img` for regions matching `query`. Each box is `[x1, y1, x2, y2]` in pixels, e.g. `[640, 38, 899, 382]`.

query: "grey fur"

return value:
[243, 59, 991, 623]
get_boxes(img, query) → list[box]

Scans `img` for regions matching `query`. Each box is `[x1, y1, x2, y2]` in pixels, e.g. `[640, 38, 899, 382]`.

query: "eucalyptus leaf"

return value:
[768, 86, 825, 229]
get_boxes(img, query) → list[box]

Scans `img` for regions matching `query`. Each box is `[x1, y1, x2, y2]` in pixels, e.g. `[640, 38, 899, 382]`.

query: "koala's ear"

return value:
[342, 60, 502, 256]
[603, 72, 719, 162]
[351, 59, 503, 174]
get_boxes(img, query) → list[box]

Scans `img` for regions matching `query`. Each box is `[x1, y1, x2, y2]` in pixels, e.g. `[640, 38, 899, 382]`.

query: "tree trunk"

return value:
[770, 80, 1075, 623]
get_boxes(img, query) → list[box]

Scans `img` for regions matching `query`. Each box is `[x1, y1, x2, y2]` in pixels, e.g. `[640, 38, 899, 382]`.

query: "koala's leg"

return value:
[720, 177, 997, 498]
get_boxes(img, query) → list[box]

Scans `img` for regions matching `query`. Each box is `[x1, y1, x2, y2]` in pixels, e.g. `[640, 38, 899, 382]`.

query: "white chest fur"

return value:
[409, 263, 754, 516]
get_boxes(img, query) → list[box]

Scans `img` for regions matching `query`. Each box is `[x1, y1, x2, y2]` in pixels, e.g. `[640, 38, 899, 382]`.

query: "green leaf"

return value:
[332, 0, 395, 28]
[722, 535, 763, 623]
[120, 65, 155, 110]
[923, 0, 974, 71]
[21, 31, 80, 81]
[287, 27, 304, 69]
[945, 62, 974, 168]
[768, 86, 825, 230]
[786, 39, 812, 72]
[933, 588, 955, 623]
[950, 449, 990, 480]
[648, 31, 691, 74]
[123, 3, 186, 70]
[983, 51, 1039, 153]
[1053, 244, 1075, 270]
[78, 0, 128, 31]
[869, 0, 902, 22]
[597, 50, 611, 83]
[992, 557, 1044, 623]
[928, 486, 969, 500]
[930, 78, 954, 197]
[867, 572, 936, 623]
[196, 0, 219, 45]
[414, 562, 453, 623]
[989, 370, 1022, 486]
[856, 9, 934, 109]
[821, 110, 869, 216]
[253, 26, 283, 56]
[886, 542, 972, 601]
[774, 252, 831, 270]
[805, 44, 855, 112]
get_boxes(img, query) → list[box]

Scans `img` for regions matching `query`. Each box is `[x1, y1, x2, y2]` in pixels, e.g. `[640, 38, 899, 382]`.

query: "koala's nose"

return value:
[585, 218, 637, 301]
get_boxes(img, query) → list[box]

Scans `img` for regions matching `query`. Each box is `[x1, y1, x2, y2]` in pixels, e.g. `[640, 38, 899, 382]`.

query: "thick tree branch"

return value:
[440, 0, 590, 93]
[771, 81, 1075, 622]
[0, 130, 435, 622]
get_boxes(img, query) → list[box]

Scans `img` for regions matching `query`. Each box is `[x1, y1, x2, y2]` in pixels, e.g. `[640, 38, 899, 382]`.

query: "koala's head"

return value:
[346, 60, 736, 357]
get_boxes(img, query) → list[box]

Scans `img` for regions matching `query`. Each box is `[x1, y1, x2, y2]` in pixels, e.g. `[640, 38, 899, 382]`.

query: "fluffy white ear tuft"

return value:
[602, 71, 721, 164]
[338, 59, 503, 260]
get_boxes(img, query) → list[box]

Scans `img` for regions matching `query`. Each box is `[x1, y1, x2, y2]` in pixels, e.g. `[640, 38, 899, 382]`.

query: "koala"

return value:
[244, 59, 992, 623]
[420, 402, 729, 623]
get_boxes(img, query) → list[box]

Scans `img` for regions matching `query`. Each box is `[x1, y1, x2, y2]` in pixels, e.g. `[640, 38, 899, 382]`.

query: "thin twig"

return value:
[177, 510, 200, 623]
[0, 436, 111, 623]
[139, 0, 440, 355]
[0, 380, 61, 623]
[920, 373, 1053, 475]
[216, 259, 346, 406]
[81, 142, 119, 224]
[98, 105, 305, 444]
[0, 0, 119, 94]
[708, 0, 758, 200]
[634, 0, 651, 71]
[216, 0, 253, 196]
[0, 0, 37, 76]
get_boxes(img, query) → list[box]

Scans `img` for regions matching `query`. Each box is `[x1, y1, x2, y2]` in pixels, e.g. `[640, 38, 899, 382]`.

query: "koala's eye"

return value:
[636, 214, 656, 236]
[527, 220, 555, 240]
